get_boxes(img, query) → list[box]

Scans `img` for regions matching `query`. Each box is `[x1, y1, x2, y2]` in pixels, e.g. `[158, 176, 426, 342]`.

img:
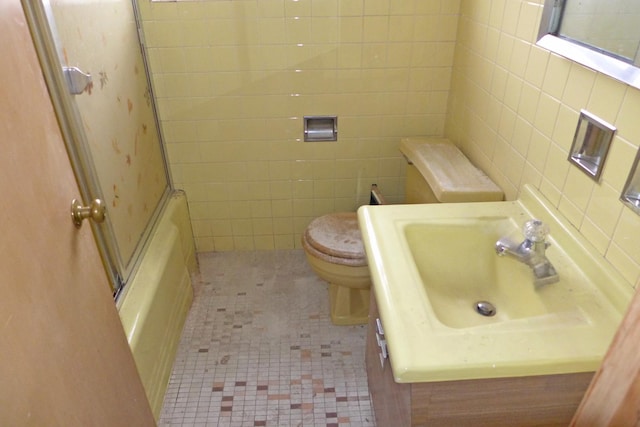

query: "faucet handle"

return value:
[523, 219, 549, 242]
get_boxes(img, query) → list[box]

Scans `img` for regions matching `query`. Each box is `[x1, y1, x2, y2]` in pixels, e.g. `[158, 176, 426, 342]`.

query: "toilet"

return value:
[302, 138, 504, 326]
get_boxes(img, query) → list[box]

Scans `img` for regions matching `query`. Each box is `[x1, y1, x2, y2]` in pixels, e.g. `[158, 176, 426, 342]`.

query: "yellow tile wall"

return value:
[137, 0, 460, 251]
[446, 0, 640, 289]
[138, 0, 640, 290]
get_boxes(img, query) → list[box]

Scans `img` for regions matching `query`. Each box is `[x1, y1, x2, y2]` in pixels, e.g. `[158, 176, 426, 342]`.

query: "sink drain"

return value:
[475, 301, 496, 317]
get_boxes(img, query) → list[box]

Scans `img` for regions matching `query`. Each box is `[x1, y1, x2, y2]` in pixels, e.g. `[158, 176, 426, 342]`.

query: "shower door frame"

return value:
[21, 0, 172, 297]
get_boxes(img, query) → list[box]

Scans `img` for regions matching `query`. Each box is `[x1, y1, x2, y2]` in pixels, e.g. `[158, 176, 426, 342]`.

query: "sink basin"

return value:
[358, 185, 633, 383]
[405, 217, 589, 329]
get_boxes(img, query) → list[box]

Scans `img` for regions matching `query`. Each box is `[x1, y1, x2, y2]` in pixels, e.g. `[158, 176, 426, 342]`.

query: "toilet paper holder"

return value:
[304, 116, 337, 142]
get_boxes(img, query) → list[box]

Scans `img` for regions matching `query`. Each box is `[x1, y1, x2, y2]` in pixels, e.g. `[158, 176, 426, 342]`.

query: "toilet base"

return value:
[302, 237, 371, 326]
[329, 283, 370, 326]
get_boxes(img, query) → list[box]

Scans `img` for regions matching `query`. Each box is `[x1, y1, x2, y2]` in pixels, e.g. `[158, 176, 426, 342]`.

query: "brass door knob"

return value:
[71, 198, 106, 227]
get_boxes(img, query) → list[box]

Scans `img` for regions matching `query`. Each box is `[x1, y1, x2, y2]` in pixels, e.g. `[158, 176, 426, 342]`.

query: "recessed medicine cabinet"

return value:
[537, 0, 640, 90]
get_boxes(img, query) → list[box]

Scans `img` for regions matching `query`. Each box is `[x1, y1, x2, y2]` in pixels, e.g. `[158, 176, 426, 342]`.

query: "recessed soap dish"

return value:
[621, 149, 640, 215]
[567, 110, 616, 182]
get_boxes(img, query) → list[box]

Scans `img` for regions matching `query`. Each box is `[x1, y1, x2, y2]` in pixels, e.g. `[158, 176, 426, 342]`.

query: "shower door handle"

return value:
[63, 66, 93, 95]
[71, 198, 106, 228]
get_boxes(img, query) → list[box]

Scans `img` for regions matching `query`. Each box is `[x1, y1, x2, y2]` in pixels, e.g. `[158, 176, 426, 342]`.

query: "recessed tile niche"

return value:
[567, 110, 616, 182]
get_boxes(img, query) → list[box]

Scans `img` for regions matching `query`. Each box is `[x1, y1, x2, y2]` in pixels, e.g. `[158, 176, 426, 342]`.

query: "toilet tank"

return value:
[400, 138, 503, 204]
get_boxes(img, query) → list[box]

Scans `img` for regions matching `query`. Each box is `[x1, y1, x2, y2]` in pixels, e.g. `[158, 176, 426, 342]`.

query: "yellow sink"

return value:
[358, 185, 633, 383]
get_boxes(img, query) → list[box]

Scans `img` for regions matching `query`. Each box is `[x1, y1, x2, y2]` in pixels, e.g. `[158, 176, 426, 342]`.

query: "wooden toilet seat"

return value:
[304, 212, 367, 264]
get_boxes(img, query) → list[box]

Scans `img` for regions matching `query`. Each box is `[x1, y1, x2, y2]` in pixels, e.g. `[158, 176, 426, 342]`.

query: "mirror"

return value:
[621, 149, 640, 215]
[537, 0, 640, 90]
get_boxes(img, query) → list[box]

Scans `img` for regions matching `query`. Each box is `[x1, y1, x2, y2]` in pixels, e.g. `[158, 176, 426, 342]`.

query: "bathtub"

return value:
[118, 190, 196, 419]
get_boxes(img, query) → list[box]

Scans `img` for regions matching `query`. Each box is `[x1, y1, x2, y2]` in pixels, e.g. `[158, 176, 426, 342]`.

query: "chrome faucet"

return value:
[495, 219, 559, 286]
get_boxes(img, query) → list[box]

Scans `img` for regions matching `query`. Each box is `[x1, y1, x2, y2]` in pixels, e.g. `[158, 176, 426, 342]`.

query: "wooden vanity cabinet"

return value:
[366, 290, 411, 426]
[365, 290, 594, 427]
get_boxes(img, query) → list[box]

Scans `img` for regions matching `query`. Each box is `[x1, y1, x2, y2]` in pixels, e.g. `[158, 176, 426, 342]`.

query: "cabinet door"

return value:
[0, 1, 154, 424]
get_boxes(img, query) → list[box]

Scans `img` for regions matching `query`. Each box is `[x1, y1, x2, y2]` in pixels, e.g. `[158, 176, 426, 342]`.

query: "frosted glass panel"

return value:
[46, 0, 169, 282]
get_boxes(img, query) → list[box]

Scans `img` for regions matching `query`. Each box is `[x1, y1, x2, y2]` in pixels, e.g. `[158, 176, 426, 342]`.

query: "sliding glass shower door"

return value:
[23, 0, 170, 296]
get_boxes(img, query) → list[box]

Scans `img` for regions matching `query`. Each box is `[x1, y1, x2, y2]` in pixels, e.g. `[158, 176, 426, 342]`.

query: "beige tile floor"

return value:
[159, 250, 375, 426]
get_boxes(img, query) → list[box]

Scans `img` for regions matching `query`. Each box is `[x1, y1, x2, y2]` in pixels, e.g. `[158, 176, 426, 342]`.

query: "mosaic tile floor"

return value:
[159, 250, 375, 427]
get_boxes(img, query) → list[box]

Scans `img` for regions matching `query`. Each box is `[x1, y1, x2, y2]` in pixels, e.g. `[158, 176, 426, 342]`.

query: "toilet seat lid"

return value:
[305, 212, 366, 260]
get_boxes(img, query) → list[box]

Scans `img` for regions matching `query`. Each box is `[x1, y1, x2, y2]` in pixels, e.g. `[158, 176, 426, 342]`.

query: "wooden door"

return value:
[0, 0, 155, 424]
[571, 284, 640, 426]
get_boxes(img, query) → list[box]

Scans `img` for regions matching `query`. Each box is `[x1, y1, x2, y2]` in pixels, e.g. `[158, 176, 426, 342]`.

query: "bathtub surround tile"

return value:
[159, 250, 374, 426]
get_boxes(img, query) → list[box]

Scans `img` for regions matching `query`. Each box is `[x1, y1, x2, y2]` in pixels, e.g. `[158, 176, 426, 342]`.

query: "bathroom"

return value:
[2, 0, 640, 425]
[138, 0, 640, 282]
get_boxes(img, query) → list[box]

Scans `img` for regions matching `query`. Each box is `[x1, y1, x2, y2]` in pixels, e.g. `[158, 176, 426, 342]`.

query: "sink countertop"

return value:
[357, 185, 633, 383]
